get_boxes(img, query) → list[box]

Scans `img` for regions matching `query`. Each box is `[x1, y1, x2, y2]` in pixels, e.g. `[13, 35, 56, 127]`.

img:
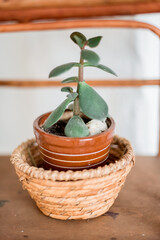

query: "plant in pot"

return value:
[33, 32, 117, 171]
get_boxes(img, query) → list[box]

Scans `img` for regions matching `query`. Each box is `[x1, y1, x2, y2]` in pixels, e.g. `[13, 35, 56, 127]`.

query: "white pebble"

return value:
[86, 119, 107, 136]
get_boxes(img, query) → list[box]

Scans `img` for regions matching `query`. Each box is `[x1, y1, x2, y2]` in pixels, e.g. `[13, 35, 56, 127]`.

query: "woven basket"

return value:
[10, 135, 135, 220]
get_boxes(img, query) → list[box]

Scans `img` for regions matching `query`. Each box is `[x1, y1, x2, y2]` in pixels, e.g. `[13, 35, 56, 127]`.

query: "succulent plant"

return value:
[43, 32, 117, 137]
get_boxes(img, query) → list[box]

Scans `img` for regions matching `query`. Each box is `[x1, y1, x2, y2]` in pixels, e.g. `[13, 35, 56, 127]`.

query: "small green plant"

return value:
[43, 32, 117, 137]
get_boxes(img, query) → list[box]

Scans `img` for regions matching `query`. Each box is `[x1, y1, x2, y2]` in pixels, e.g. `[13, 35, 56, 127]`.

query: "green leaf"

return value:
[43, 92, 78, 129]
[81, 49, 100, 65]
[43, 98, 72, 129]
[96, 64, 117, 76]
[84, 63, 117, 76]
[78, 82, 108, 120]
[70, 32, 87, 48]
[49, 62, 80, 78]
[67, 92, 78, 101]
[65, 116, 89, 137]
[61, 76, 78, 84]
[61, 87, 73, 93]
[87, 36, 102, 48]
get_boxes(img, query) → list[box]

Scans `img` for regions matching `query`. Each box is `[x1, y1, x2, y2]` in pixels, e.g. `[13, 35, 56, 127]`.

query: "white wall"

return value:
[0, 14, 159, 155]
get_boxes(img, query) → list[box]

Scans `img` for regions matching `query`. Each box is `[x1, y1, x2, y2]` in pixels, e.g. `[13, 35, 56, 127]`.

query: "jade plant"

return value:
[43, 32, 117, 137]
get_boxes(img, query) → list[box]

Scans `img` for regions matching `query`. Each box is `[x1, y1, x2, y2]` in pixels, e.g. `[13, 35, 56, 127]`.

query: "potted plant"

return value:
[33, 32, 117, 170]
[11, 31, 134, 221]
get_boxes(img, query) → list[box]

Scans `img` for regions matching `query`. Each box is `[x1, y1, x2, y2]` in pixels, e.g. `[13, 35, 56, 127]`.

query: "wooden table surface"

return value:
[0, 155, 160, 240]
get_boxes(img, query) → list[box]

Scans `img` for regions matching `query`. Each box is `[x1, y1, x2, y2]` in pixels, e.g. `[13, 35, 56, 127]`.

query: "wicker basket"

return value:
[10, 135, 135, 220]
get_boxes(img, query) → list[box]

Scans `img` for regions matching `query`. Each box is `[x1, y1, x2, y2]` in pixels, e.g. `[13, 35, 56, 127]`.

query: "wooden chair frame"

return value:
[0, 0, 160, 21]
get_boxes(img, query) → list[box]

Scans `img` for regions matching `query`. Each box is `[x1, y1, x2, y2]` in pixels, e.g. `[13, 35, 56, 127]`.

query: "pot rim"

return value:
[33, 111, 115, 141]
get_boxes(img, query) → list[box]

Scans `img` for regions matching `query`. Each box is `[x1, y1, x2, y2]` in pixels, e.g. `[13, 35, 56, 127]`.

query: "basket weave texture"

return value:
[10, 135, 135, 220]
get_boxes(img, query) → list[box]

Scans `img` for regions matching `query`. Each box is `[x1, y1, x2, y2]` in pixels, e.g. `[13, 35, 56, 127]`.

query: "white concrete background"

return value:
[0, 14, 159, 155]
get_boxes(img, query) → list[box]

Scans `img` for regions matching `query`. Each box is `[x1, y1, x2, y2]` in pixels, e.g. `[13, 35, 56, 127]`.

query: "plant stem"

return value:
[79, 51, 84, 83]
[73, 96, 80, 116]
[73, 49, 84, 116]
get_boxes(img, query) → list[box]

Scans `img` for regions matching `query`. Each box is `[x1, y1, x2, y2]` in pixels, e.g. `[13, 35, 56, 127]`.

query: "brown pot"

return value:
[33, 111, 115, 171]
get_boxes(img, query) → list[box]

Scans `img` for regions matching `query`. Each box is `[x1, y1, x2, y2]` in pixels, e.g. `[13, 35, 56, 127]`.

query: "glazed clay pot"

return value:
[33, 111, 115, 171]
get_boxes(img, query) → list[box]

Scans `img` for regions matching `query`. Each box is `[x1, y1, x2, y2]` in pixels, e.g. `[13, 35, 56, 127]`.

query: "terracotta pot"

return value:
[33, 111, 115, 171]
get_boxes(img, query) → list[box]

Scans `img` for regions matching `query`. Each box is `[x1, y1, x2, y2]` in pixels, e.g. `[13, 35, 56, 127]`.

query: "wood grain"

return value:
[0, 20, 160, 38]
[0, 79, 159, 88]
[0, 2, 160, 22]
[0, 0, 160, 10]
[0, 155, 160, 239]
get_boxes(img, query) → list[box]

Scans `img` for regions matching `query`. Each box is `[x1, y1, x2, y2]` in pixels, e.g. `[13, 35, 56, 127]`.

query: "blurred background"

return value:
[0, 13, 159, 156]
